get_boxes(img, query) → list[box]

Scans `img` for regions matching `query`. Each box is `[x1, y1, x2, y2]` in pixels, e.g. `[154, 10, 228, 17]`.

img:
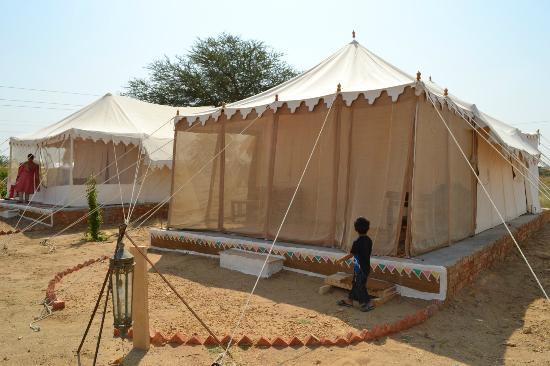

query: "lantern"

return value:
[110, 239, 134, 337]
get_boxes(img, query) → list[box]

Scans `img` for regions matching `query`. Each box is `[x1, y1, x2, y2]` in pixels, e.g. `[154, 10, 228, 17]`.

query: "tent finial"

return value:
[222, 102, 226, 110]
[337, 83, 342, 93]
[176, 109, 180, 116]
[275, 94, 279, 102]
[429, 75, 432, 82]
[444, 88, 448, 96]
[416, 71, 421, 81]
[352, 30, 356, 39]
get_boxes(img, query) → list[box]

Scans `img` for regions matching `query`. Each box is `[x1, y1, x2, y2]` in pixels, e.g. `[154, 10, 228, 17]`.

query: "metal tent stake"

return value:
[76, 267, 111, 356]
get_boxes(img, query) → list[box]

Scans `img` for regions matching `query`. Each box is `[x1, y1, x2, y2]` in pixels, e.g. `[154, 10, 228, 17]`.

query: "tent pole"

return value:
[263, 109, 279, 238]
[446, 105, 452, 246]
[404, 95, 420, 257]
[329, 95, 342, 246]
[167, 118, 180, 227]
[341, 103, 355, 250]
[69, 136, 74, 185]
[217, 112, 226, 231]
[395, 90, 417, 256]
[205, 122, 221, 227]
[471, 122, 479, 234]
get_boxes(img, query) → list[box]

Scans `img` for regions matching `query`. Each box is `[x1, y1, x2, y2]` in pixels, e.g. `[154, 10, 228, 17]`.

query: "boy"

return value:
[335, 217, 374, 312]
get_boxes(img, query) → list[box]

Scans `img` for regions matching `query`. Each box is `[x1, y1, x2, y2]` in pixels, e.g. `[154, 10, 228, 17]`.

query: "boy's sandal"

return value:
[337, 300, 353, 307]
[360, 303, 375, 312]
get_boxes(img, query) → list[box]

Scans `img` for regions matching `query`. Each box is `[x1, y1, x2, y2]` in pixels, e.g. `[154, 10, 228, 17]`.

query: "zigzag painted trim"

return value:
[151, 230, 445, 283]
[0, 229, 20, 236]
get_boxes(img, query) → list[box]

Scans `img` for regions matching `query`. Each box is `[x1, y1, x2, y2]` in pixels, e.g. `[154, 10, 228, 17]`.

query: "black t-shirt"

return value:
[350, 235, 372, 274]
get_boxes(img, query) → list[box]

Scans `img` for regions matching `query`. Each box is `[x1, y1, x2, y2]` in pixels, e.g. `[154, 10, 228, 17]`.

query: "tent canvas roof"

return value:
[178, 40, 539, 157]
[11, 93, 211, 168]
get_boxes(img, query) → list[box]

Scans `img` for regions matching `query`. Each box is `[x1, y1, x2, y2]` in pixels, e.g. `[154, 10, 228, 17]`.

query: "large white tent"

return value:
[8, 93, 209, 206]
[168, 39, 541, 257]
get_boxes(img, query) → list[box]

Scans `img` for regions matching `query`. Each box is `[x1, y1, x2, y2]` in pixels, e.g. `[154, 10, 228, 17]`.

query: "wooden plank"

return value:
[372, 291, 397, 307]
[324, 272, 396, 298]
[322, 272, 397, 306]
[318, 285, 332, 295]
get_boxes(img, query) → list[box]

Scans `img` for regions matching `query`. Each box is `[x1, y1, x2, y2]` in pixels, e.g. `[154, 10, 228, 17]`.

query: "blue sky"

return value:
[1, 0, 550, 155]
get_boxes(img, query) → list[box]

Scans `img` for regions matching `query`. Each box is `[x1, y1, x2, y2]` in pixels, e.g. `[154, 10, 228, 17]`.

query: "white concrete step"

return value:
[219, 248, 284, 278]
[0, 209, 19, 219]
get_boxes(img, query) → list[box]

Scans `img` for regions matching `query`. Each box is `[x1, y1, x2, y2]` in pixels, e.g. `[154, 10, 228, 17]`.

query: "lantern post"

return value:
[76, 224, 135, 366]
[110, 225, 135, 337]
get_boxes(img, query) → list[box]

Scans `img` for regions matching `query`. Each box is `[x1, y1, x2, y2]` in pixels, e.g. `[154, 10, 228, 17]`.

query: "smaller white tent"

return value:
[8, 93, 209, 207]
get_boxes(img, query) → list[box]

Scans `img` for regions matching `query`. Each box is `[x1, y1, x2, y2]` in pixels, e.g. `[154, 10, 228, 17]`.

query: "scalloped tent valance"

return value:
[176, 40, 539, 158]
[10, 93, 211, 168]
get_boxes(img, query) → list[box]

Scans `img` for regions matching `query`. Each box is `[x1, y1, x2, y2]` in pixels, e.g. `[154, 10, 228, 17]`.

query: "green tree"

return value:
[123, 33, 298, 107]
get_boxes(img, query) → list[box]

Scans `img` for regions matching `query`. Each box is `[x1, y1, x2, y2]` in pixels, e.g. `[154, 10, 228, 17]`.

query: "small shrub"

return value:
[85, 175, 106, 241]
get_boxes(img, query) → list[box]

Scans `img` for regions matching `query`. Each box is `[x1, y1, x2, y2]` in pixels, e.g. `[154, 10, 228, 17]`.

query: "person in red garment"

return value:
[12, 154, 41, 202]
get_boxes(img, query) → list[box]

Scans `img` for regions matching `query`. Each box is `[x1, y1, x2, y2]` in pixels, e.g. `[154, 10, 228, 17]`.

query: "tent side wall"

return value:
[73, 138, 139, 185]
[475, 138, 529, 233]
[341, 89, 416, 255]
[410, 98, 476, 256]
[30, 167, 171, 206]
[168, 88, 418, 255]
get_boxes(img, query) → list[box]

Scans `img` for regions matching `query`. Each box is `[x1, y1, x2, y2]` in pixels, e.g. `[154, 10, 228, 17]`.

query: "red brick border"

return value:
[0, 229, 20, 236]
[447, 211, 550, 298]
[45, 255, 108, 308]
[50, 204, 168, 228]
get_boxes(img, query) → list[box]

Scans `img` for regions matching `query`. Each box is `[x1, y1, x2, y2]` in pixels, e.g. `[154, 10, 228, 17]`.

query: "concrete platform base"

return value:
[0, 209, 19, 219]
[220, 248, 284, 278]
[150, 211, 550, 301]
[0, 199, 167, 228]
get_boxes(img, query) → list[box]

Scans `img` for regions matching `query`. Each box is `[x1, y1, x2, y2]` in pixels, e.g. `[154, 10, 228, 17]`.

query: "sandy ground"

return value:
[0, 220, 548, 366]
[63, 252, 427, 340]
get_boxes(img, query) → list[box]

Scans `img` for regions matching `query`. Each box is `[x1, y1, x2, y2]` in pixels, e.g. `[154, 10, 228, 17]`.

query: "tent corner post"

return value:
[263, 109, 279, 238]
[329, 95, 342, 247]
[217, 114, 226, 232]
[69, 135, 74, 186]
[404, 96, 420, 257]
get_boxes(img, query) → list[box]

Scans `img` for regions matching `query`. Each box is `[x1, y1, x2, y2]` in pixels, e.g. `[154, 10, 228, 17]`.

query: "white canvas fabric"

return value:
[475, 139, 529, 233]
[177, 41, 540, 159]
[423, 81, 540, 157]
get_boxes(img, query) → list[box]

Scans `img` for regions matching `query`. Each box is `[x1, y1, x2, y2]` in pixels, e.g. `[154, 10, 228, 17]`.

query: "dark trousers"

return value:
[348, 270, 370, 305]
